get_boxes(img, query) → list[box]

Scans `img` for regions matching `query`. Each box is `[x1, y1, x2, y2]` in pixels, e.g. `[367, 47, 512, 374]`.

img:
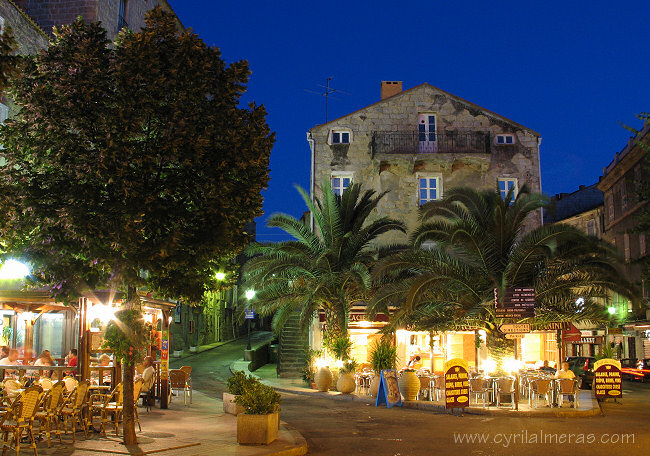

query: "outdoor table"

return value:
[89, 366, 116, 386]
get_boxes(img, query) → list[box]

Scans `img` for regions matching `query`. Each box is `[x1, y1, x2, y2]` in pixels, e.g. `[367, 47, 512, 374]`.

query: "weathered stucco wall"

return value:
[310, 84, 542, 241]
[0, 1, 48, 55]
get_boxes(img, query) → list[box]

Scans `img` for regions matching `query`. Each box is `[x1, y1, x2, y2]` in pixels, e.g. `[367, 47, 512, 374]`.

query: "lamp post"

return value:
[245, 289, 255, 350]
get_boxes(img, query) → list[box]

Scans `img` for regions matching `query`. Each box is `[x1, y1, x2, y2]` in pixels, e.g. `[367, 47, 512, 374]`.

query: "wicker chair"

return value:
[62, 376, 78, 395]
[469, 378, 490, 408]
[496, 377, 516, 409]
[557, 378, 579, 408]
[417, 375, 431, 400]
[34, 381, 65, 447]
[94, 379, 144, 436]
[168, 370, 191, 406]
[430, 375, 445, 401]
[530, 379, 552, 408]
[59, 381, 90, 442]
[35, 377, 53, 392]
[2, 379, 23, 406]
[0, 385, 43, 456]
[180, 366, 192, 403]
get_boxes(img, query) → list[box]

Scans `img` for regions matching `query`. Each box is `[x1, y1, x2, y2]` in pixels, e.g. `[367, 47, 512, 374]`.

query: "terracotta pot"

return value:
[369, 375, 380, 397]
[337, 372, 356, 394]
[398, 370, 420, 401]
[314, 367, 333, 392]
[237, 411, 279, 445]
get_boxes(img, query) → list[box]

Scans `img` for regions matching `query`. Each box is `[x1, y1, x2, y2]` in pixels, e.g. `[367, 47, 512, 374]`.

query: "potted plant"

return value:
[314, 362, 333, 392]
[368, 339, 398, 397]
[328, 337, 352, 391]
[224, 370, 257, 415]
[236, 381, 282, 445]
[336, 359, 357, 394]
[302, 349, 321, 389]
[398, 368, 420, 401]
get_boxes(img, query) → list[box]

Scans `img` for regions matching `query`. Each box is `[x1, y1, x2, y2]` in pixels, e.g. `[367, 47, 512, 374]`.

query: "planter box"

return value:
[189, 346, 198, 352]
[223, 392, 245, 415]
[237, 412, 279, 445]
[172, 350, 183, 358]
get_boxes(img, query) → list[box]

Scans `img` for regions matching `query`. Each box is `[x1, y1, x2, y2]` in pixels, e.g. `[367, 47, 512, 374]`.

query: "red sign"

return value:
[593, 359, 622, 400]
[444, 358, 469, 409]
[562, 323, 581, 342]
[318, 312, 389, 323]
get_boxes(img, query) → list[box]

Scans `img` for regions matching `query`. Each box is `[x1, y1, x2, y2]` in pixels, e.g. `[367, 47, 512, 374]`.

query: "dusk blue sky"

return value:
[169, 0, 650, 242]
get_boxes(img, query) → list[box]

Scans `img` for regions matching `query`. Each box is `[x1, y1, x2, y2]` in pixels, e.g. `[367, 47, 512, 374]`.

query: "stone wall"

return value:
[0, 1, 48, 55]
[310, 83, 543, 242]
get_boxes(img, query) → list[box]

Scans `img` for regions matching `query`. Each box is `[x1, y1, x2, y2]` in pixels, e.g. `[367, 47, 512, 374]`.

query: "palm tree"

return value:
[369, 185, 639, 367]
[242, 180, 405, 343]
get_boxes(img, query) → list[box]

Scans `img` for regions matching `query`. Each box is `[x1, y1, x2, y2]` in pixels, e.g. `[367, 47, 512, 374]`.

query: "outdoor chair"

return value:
[530, 379, 552, 409]
[36, 377, 53, 392]
[93, 379, 144, 436]
[180, 366, 193, 403]
[35, 381, 65, 447]
[430, 375, 445, 402]
[2, 379, 23, 406]
[417, 375, 431, 400]
[168, 370, 191, 406]
[59, 380, 90, 442]
[496, 377, 516, 409]
[0, 385, 43, 456]
[62, 376, 78, 395]
[557, 378, 578, 408]
[469, 378, 490, 408]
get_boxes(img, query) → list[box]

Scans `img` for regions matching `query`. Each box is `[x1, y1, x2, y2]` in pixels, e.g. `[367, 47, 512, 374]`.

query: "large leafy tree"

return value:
[370, 186, 639, 368]
[0, 8, 272, 444]
[243, 181, 405, 343]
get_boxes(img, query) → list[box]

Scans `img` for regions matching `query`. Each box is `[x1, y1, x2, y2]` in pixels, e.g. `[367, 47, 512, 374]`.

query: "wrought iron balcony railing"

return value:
[371, 131, 491, 156]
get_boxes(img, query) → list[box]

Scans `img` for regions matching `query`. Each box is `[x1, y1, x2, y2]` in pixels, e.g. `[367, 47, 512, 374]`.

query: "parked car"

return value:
[565, 356, 596, 389]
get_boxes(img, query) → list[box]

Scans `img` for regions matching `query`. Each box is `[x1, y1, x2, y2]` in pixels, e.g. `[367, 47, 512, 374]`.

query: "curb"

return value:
[266, 423, 309, 456]
[171, 337, 240, 362]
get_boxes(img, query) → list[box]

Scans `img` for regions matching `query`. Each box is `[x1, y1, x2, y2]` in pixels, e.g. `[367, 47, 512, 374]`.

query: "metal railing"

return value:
[372, 131, 491, 156]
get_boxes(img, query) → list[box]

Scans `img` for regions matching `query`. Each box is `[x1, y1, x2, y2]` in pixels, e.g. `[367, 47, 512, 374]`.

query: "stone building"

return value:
[307, 81, 543, 243]
[598, 122, 650, 359]
[543, 183, 604, 237]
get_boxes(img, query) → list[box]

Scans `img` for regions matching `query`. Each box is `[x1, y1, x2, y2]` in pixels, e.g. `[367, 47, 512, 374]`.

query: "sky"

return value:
[169, 0, 650, 243]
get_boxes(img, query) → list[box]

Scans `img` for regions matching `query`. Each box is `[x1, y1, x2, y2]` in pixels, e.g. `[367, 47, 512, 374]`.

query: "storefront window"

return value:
[34, 313, 64, 358]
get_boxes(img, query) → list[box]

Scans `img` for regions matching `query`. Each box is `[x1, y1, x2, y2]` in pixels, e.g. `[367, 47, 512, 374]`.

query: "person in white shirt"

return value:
[140, 356, 156, 392]
[555, 362, 576, 379]
[0, 349, 20, 377]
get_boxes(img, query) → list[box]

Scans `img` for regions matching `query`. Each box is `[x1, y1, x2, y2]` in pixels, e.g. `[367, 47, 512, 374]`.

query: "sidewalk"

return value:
[37, 389, 306, 456]
[238, 362, 601, 418]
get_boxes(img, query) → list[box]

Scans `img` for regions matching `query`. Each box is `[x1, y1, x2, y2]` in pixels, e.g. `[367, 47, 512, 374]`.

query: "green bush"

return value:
[340, 358, 358, 374]
[369, 338, 398, 374]
[235, 382, 281, 415]
[329, 336, 352, 360]
[226, 370, 258, 396]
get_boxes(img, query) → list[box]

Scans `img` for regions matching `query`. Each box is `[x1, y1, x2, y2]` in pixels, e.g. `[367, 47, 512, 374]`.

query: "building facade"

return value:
[296, 81, 548, 375]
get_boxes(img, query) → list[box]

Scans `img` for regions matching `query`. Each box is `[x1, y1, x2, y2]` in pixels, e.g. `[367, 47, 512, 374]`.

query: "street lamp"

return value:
[245, 289, 255, 350]
[215, 272, 226, 281]
[607, 306, 616, 315]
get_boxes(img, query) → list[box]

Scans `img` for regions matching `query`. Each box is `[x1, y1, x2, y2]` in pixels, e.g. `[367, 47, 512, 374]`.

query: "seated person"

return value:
[555, 362, 576, 379]
[31, 349, 55, 378]
[137, 356, 156, 392]
[0, 346, 9, 360]
[64, 348, 78, 376]
[539, 360, 556, 374]
[0, 349, 20, 378]
[90, 354, 113, 386]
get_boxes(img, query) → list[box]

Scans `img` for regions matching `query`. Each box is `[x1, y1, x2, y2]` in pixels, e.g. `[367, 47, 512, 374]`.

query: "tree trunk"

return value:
[486, 329, 515, 376]
[122, 285, 139, 445]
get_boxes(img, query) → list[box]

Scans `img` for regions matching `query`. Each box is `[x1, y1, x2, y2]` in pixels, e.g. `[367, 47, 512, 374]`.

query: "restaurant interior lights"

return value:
[89, 303, 116, 323]
[504, 357, 523, 373]
[482, 357, 497, 375]
[0, 259, 30, 280]
[315, 357, 329, 368]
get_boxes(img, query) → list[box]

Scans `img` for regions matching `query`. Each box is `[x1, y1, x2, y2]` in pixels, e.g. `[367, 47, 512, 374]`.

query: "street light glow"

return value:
[0, 260, 30, 279]
[215, 272, 226, 281]
[245, 289, 255, 300]
[608, 306, 616, 315]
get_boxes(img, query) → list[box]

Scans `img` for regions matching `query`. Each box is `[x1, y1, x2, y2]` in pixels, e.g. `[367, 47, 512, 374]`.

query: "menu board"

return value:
[444, 358, 469, 409]
[375, 369, 402, 409]
[593, 358, 622, 399]
[495, 287, 536, 318]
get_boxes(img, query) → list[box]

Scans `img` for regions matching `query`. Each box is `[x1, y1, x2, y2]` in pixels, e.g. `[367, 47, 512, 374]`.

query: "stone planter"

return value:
[190, 346, 198, 352]
[223, 392, 245, 415]
[172, 350, 183, 357]
[314, 367, 333, 392]
[336, 372, 356, 394]
[369, 375, 380, 398]
[237, 412, 279, 445]
[398, 370, 420, 401]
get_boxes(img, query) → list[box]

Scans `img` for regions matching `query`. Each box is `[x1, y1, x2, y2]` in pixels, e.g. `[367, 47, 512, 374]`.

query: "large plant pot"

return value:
[223, 392, 245, 415]
[331, 369, 339, 391]
[172, 350, 183, 357]
[337, 372, 356, 394]
[314, 367, 333, 392]
[369, 375, 380, 398]
[398, 370, 420, 401]
[190, 346, 198, 352]
[237, 412, 279, 445]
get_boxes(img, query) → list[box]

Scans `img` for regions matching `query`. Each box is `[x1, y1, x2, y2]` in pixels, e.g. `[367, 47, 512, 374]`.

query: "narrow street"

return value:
[182, 333, 650, 456]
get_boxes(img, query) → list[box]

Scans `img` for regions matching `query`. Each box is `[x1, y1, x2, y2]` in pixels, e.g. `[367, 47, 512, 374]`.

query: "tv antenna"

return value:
[304, 77, 350, 122]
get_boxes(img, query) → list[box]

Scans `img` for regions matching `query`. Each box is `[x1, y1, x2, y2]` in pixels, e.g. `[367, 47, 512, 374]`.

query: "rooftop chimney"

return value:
[381, 81, 403, 100]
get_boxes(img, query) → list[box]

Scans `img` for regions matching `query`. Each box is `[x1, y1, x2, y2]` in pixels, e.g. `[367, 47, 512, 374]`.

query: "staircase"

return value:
[278, 312, 308, 378]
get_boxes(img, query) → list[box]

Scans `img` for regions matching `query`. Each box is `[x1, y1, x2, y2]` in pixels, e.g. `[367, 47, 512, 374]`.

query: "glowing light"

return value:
[478, 329, 487, 342]
[168, 316, 173, 324]
[245, 289, 255, 300]
[89, 304, 115, 323]
[608, 306, 616, 315]
[22, 311, 34, 323]
[0, 260, 30, 279]
[575, 297, 585, 311]
[483, 358, 497, 375]
[315, 357, 329, 369]
[334, 359, 344, 369]
[358, 320, 372, 328]
[215, 272, 226, 281]
[504, 358, 523, 373]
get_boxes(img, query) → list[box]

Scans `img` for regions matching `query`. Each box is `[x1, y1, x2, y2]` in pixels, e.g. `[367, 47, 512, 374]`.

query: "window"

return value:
[641, 233, 647, 257]
[624, 233, 630, 262]
[498, 177, 518, 200]
[607, 194, 614, 220]
[496, 134, 515, 145]
[418, 175, 442, 206]
[331, 130, 350, 144]
[331, 173, 353, 196]
[586, 219, 595, 237]
[417, 113, 436, 153]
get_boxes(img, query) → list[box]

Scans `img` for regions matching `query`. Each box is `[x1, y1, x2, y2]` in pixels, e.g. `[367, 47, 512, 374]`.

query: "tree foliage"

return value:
[0, 8, 273, 304]
[242, 181, 405, 342]
[370, 186, 640, 349]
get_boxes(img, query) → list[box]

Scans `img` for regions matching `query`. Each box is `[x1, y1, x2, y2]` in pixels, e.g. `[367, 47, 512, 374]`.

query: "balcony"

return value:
[371, 131, 491, 156]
